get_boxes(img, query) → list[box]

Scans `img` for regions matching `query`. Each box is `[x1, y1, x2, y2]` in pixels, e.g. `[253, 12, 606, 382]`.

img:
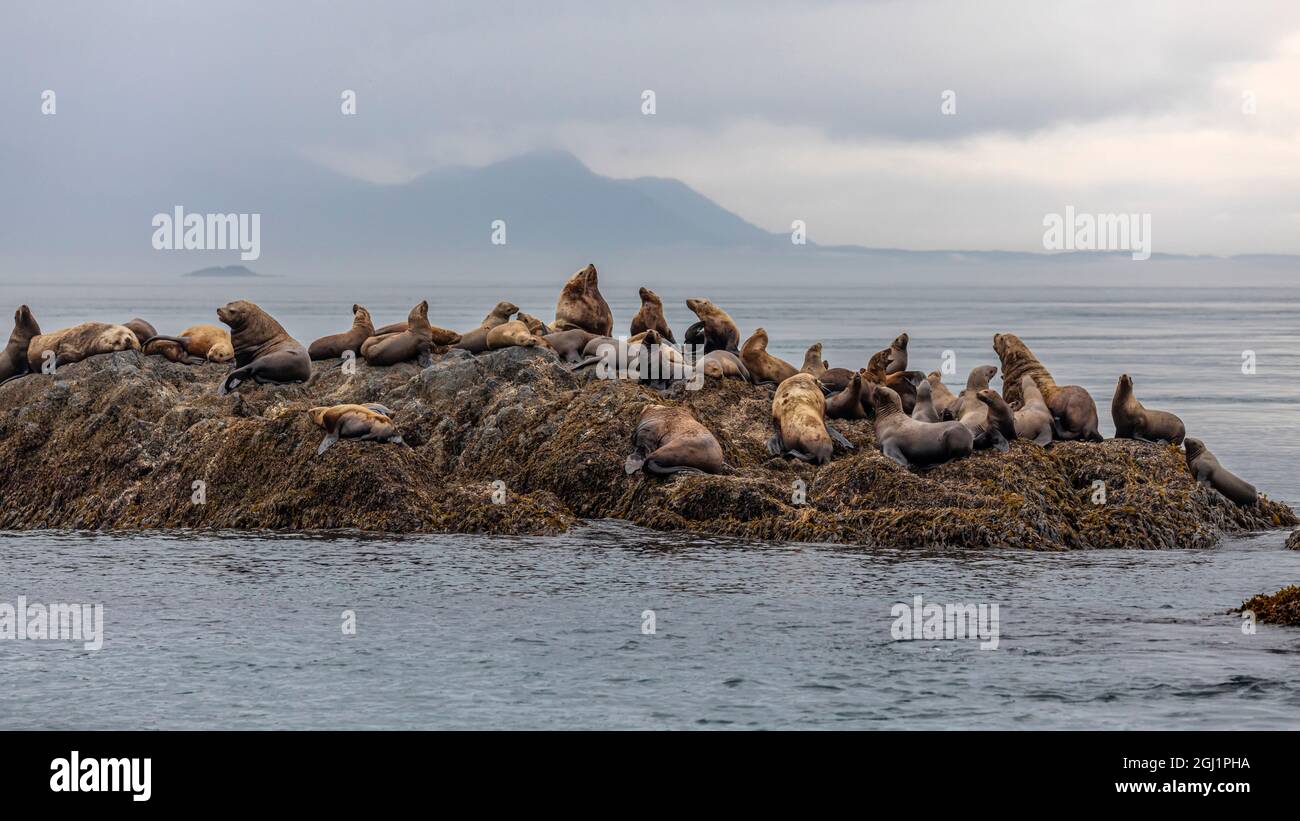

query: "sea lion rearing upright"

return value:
[0, 305, 40, 384]
[684, 298, 740, 354]
[361, 300, 460, 367]
[1111, 374, 1186, 445]
[454, 301, 521, 354]
[630, 287, 674, 343]
[309, 304, 375, 360]
[26, 322, 140, 371]
[215, 300, 312, 395]
[800, 343, 828, 378]
[1184, 438, 1257, 506]
[993, 333, 1102, 442]
[553, 264, 613, 336]
[624, 404, 724, 475]
[885, 332, 909, 374]
[741, 328, 798, 386]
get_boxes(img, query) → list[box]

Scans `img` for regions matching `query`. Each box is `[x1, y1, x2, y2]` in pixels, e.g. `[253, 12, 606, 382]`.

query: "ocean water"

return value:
[1, 276, 1298, 729]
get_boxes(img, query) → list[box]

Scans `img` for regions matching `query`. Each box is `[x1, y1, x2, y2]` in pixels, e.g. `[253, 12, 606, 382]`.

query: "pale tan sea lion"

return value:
[453, 301, 521, 353]
[624, 404, 724, 475]
[684, 298, 740, 354]
[144, 324, 235, 364]
[307, 403, 404, 454]
[27, 322, 139, 371]
[767, 372, 853, 464]
[800, 343, 828, 378]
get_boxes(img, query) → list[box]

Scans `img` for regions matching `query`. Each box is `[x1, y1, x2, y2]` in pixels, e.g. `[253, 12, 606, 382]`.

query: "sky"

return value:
[3, 0, 1299, 256]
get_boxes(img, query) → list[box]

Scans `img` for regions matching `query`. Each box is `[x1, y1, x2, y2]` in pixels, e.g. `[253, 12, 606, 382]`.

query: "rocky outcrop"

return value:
[0, 347, 1293, 546]
[1241, 586, 1300, 626]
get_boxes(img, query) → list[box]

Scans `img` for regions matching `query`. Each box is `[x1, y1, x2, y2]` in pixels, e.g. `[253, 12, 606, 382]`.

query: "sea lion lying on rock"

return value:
[546, 328, 599, 364]
[742, 328, 798, 386]
[121, 318, 157, 347]
[27, 322, 139, 371]
[767, 372, 853, 464]
[866, 384, 974, 470]
[1184, 437, 1257, 506]
[0, 305, 40, 384]
[308, 304, 375, 360]
[994, 333, 1102, 442]
[684, 298, 740, 354]
[630, 287, 674, 343]
[144, 325, 235, 364]
[819, 367, 855, 392]
[553, 264, 613, 336]
[452, 301, 520, 354]
[361, 301, 460, 367]
[308, 403, 404, 455]
[215, 300, 312, 395]
[487, 319, 551, 351]
[625, 404, 724, 475]
[697, 349, 750, 381]
[1112, 374, 1185, 445]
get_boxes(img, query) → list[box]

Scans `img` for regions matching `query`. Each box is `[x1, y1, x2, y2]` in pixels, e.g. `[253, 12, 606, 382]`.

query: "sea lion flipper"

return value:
[316, 433, 339, 455]
[417, 351, 434, 368]
[365, 403, 395, 418]
[991, 430, 1010, 453]
[882, 442, 910, 468]
[1034, 429, 1053, 447]
[765, 433, 783, 457]
[825, 423, 854, 450]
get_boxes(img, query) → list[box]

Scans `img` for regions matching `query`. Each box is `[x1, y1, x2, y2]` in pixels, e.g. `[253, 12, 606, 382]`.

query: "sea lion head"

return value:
[749, 327, 768, 348]
[992, 332, 1024, 361]
[638, 287, 662, 306]
[685, 298, 713, 317]
[13, 305, 39, 338]
[966, 364, 997, 389]
[407, 300, 429, 327]
[516, 312, 548, 336]
[216, 300, 265, 332]
[975, 388, 1000, 407]
[1184, 437, 1206, 463]
[352, 304, 373, 326]
[1117, 373, 1133, 392]
[892, 332, 909, 350]
[493, 302, 519, 319]
[207, 339, 235, 363]
[103, 325, 141, 352]
[867, 383, 901, 413]
[916, 379, 933, 401]
[306, 406, 329, 427]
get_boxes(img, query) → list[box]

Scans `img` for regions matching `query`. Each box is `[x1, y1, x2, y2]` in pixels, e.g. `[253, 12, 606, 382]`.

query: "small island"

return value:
[184, 265, 265, 278]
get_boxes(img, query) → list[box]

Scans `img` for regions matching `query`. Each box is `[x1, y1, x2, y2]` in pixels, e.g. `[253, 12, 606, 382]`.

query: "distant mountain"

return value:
[184, 265, 264, 278]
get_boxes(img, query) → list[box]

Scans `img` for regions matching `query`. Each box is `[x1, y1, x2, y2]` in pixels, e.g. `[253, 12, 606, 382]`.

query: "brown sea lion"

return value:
[553, 263, 613, 336]
[546, 328, 599, 364]
[486, 319, 549, 350]
[121, 318, 157, 347]
[26, 322, 139, 371]
[865, 349, 921, 415]
[826, 372, 869, 420]
[767, 372, 853, 464]
[1184, 438, 1257, 506]
[0, 305, 41, 384]
[952, 366, 1006, 451]
[911, 379, 941, 423]
[1012, 375, 1054, 446]
[819, 367, 855, 392]
[885, 332, 909, 374]
[993, 333, 1102, 442]
[800, 343, 828, 378]
[215, 301, 312, 394]
[741, 328, 798, 386]
[143, 325, 235, 364]
[926, 372, 960, 420]
[516, 312, 550, 337]
[976, 389, 1018, 445]
[361, 300, 460, 367]
[697, 349, 750, 381]
[866, 384, 973, 470]
[950, 365, 999, 419]
[308, 304, 374, 360]
[452, 301, 521, 353]
[1112, 374, 1186, 445]
[625, 404, 724, 475]
[630, 287, 674, 343]
[684, 298, 740, 354]
[307, 403, 404, 454]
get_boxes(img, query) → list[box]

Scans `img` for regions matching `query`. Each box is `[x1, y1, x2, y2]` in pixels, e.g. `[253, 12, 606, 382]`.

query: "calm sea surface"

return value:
[1, 277, 1297, 729]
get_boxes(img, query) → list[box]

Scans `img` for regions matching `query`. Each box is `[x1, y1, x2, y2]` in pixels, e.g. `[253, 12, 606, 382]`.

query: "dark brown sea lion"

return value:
[122, 318, 157, 347]
[1184, 438, 1257, 506]
[866, 384, 973, 470]
[26, 322, 139, 371]
[767, 372, 853, 464]
[308, 304, 374, 360]
[865, 349, 921, 415]
[630, 287, 674, 343]
[361, 300, 460, 367]
[516, 312, 550, 337]
[994, 333, 1102, 442]
[1012, 375, 1054, 446]
[800, 342, 828, 378]
[741, 328, 798, 386]
[926, 372, 960, 420]
[625, 404, 724, 475]
[1112, 374, 1186, 445]
[820, 367, 855, 392]
[684, 298, 740, 354]
[553, 264, 613, 336]
[546, 328, 599, 364]
[143, 325, 235, 364]
[826, 372, 869, 420]
[307, 403, 404, 454]
[976, 389, 1018, 445]
[452, 301, 520, 353]
[885, 332, 909, 374]
[0, 305, 40, 384]
[697, 349, 750, 381]
[216, 301, 311, 394]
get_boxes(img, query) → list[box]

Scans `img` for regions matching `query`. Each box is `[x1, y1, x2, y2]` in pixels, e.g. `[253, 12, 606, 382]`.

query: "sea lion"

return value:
[553, 263, 613, 336]
[630, 287, 674, 343]
[1012, 375, 1054, 446]
[486, 319, 550, 351]
[926, 372, 960, 420]
[826, 372, 869, 420]
[624, 404, 724, 475]
[865, 349, 921, 415]
[0, 305, 40, 384]
[1184, 438, 1257, 506]
[684, 298, 740, 354]
[741, 328, 798, 386]
[911, 379, 941, 423]
[885, 332, 909, 374]
[993, 333, 1102, 442]
[697, 349, 750, 381]
[308, 304, 375, 360]
[361, 300, 460, 367]
[143, 325, 235, 364]
[26, 322, 140, 371]
[767, 372, 853, 464]
[307, 403, 404, 455]
[121, 318, 157, 347]
[976, 389, 1019, 445]
[516, 312, 550, 337]
[575, 330, 687, 383]
[215, 300, 312, 394]
[950, 365, 999, 419]
[800, 343, 828, 378]
[1112, 374, 1186, 445]
[952, 366, 1007, 451]
[866, 384, 973, 469]
[546, 328, 599, 364]
[452, 301, 521, 353]
[819, 367, 855, 392]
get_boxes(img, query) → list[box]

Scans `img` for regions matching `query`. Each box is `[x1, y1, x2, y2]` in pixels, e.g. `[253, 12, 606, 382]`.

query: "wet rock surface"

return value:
[0, 348, 1293, 546]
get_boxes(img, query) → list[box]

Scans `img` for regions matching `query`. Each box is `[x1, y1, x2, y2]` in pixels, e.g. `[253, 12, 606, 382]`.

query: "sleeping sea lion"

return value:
[546, 328, 599, 364]
[1183, 438, 1257, 506]
[697, 349, 750, 381]
[122, 318, 157, 347]
[215, 301, 312, 394]
[553, 264, 613, 336]
[630, 287, 674, 343]
[684, 298, 740, 354]
[767, 372, 853, 464]
[361, 300, 460, 367]
[624, 404, 724, 475]
[143, 325, 235, 364]
[26, 322, 140, 371]
[453, 301, 520, 353]
[1111, 374, 1185, 445]
[741, 328, 798, 386]
[0, 305, 40, 384]
[866, 384, 973, 470]
[994, 333, 1102, 442]
[486, 319, 550, 351]
[308, 304, 375, 360]
[1012, 375, 1054, 446]
[307, 403, 404, 455]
